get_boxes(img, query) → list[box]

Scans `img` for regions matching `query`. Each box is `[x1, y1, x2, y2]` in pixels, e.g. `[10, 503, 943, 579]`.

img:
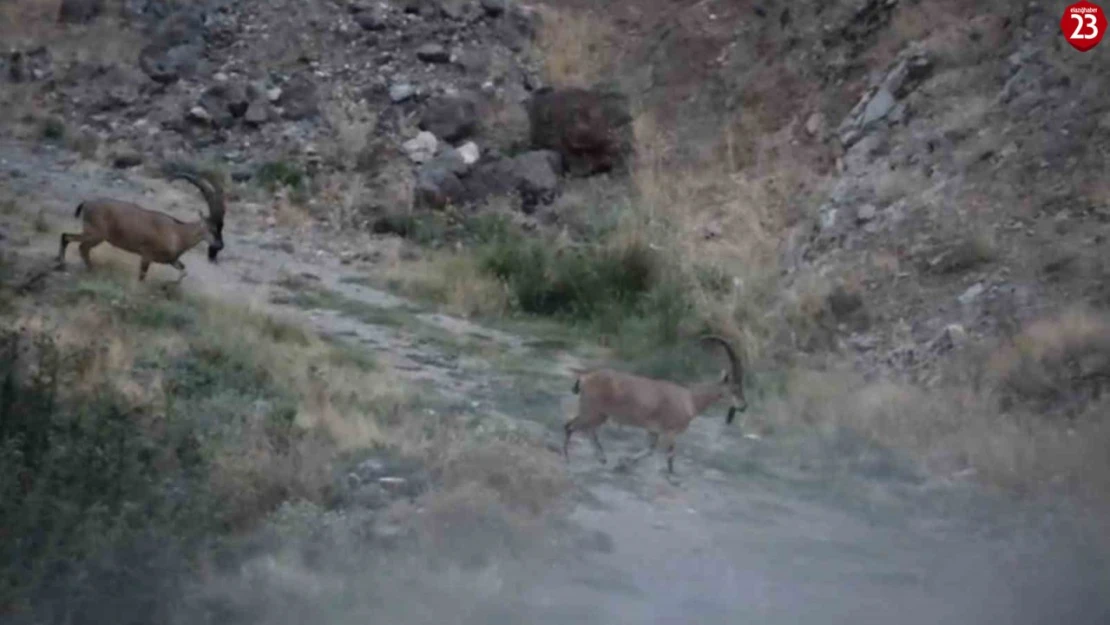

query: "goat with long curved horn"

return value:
[564, 334, 748, 476]
[57, 164, 228, 282]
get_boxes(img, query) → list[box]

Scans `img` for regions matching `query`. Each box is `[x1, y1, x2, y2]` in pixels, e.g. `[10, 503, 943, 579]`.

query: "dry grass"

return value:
[987, 307, 1110, 413]
[272, 188, 313, 231]
[758, 366, 1110, 501]
[377, 251, 510, 318]
[0, 0, 60, 43]
[534, 4, 619, 88]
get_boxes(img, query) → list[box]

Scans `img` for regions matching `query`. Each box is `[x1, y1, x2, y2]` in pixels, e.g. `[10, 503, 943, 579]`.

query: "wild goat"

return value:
[57, 166, 226, 282]
[564, 335, 746, 475]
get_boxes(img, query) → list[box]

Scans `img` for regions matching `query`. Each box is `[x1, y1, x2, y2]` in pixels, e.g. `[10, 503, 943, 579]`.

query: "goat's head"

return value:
[700, 335, 747, 423]
[165, 166, 227, 263]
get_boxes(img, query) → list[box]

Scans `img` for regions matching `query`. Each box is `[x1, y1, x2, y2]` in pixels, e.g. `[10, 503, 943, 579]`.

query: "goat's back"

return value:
[79, 198, 190, 254]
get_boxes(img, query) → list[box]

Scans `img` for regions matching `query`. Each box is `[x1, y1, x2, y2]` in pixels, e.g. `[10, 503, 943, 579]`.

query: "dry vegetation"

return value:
[367, 1, 1110, 509]
[0, 248, 568, 617]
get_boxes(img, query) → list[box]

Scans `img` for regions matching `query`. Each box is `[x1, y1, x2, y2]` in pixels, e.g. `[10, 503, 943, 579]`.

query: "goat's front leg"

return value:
[171, 260, 187, 283]
[589, 428, 607, 465]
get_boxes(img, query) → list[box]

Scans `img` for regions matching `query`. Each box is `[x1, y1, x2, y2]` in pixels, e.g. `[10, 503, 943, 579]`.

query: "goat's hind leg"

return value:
[615, 431, 659, 472]
[57, 232, 81, 268]
[78, 238, 102, 270]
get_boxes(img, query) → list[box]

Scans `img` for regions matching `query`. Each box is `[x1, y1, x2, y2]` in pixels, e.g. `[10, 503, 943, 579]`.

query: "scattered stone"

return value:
[416, 43, 450, 63]
[58, 0, 103, 24]
[856, 203, 877, 223]
[935, 323, 968, 350]
[354, 6, 388, 30]
[860, 88, 896, 127]
[266, 86, 283, 103]
[389, 83, 416, 103]
[805, 112, 825, 136]
[402, 131, 438, 164]
[243, 99, 271, 126]
[187, 106, 212, 124]
[510, 150, 562, 210]
[480, 0, 508, 17]
[414, 157, 465, 209]
[457, 141, 481, 165]
[419, 95, 479, 142]
[958, 283, 984, 305]
[110, 149, 143, 169]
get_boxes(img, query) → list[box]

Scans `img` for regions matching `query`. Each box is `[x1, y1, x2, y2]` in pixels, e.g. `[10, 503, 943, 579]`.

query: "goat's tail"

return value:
[74, 202, 86, 218]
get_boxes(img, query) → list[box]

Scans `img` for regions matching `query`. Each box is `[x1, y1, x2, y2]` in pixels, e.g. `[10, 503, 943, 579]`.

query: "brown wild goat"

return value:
[564, 335, 747, 475]
[57, 167, 226, 282]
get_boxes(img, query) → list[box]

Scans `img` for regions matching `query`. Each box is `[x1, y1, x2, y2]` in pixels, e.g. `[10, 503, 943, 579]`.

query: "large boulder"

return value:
[460, 150, 562, 211]
[419, 95, 479, 143]
[527, 87, 633, 177]
[58, 0, 103, 23]
[414, 150, 469, 209]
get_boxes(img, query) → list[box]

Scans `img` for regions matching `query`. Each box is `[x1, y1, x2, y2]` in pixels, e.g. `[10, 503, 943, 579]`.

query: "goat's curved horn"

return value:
[164, 166, 226, 224]
[699, 334, 742, 386]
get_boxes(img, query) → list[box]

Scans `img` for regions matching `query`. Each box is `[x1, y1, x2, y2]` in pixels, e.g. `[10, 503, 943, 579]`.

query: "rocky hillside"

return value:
[4, 0, 1110, 424]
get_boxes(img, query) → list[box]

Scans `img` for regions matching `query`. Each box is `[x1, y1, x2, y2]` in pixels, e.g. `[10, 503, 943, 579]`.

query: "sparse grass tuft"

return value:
[987, 308, 1110, 415]
[534, 4, 618, 88]
[257, 160, 305, 192]
[40, 117, 65, 142]
[754, 366, 1110, 501]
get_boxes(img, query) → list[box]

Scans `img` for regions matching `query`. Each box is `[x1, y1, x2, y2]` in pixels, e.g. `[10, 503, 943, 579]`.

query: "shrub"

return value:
[256, 160, 305, 191]
[0, 332, 216, 621]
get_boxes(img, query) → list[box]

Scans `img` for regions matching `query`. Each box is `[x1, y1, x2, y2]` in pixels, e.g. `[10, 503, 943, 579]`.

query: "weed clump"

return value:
[476, 227, 691, 343]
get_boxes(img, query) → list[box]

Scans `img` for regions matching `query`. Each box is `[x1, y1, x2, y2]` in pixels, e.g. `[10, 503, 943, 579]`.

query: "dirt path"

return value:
[3, 140, 1109, 624]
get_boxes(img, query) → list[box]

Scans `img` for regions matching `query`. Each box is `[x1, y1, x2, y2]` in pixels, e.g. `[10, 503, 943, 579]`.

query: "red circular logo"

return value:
[1061, 1, 1107, 52]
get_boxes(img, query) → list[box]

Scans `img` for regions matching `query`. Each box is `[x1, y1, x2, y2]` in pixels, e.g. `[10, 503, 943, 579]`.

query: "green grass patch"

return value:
[475, 226, 694, 348]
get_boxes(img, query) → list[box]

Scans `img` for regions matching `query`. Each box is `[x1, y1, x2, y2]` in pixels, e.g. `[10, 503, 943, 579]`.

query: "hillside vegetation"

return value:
[2, 0, 1110, 619]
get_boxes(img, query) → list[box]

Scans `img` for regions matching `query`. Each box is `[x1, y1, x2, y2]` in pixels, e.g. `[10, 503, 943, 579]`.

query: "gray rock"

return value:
[419, 95, 478, 142]
[860, 88, 896, 128]
[481, 0, 508, 16]
[243, 99, 271, 126]
[856, 204, 877, 223]
[354, 7, 388, 30]
[805, 112, 825, 136]
[457, 141, 480, 165]
[197, 82, 251, 128]
[389, 83, 416, 103]
[416, 43, 450, 63]
[58, 0, 103, 24]
[509, 149, 561, 210]
[414, 157, 466, 209]
[110, 149, 143, 169]
[958, 283, 985, 305]
[402, 131, 438, 164]
[187, 105, 212, 124]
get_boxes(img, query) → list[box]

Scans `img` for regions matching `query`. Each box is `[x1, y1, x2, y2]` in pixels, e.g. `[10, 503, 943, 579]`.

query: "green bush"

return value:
[476, 228, 692, 344]
[0, 332, 215, 622]
[256, 160, 305, 191]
